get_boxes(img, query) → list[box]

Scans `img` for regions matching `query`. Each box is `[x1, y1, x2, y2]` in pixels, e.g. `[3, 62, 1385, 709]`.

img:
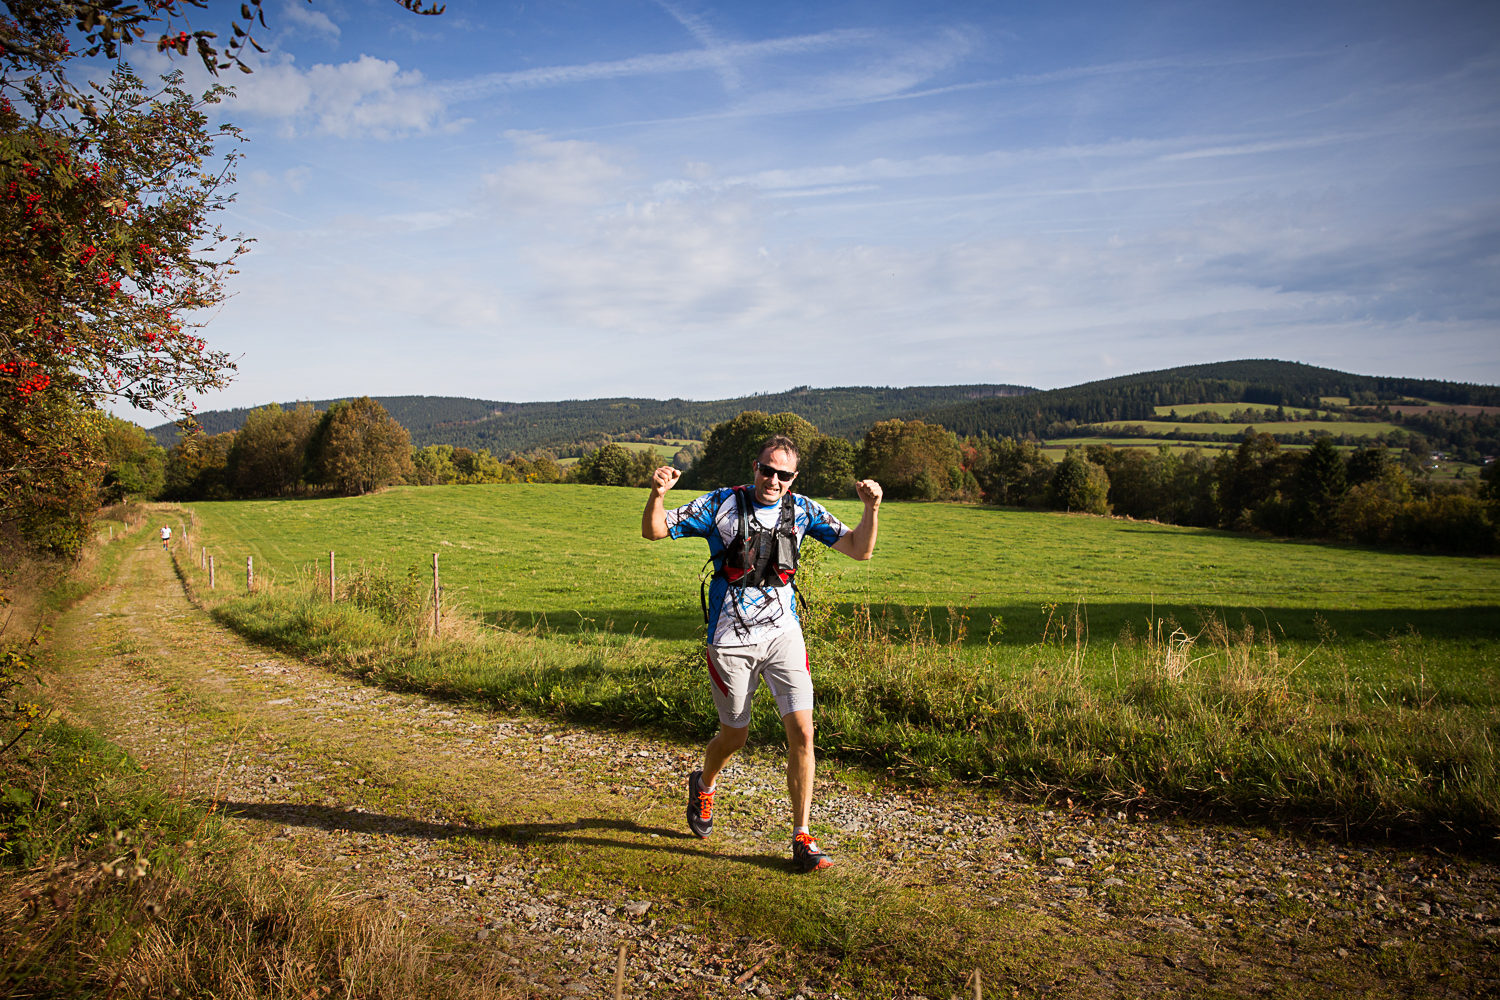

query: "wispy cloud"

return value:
[438, 30, 871, 102]
[1160, 133, 1372, 161]
[655, 0, 742, 90]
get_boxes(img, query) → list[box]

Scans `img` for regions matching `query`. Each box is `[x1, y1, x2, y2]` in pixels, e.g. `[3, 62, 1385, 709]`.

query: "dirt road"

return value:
[40, 538, 1500, 998]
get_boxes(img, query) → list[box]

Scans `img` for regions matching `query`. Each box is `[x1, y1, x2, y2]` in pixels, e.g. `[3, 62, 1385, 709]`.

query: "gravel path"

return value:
[40, 540, 1500, 998]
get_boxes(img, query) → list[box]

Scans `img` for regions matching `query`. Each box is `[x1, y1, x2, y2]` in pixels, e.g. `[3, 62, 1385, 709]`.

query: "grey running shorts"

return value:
[704, 630, 813, 728]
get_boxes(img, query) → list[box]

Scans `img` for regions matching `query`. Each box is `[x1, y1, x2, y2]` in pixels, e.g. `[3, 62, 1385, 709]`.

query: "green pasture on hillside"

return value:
[1038, 438, 1367, 456]
[1038, 438, 1238, 456]
[1092, 419, 1403, 439]
[1153, 403, 1321, 419]
[556, 439, 700, 468]
[181, 484, 1500, 650]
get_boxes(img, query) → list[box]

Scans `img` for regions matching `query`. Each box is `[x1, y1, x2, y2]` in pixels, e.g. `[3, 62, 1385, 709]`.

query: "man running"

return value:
[641, 434, 882, 872]
[160, 525, 172, 550]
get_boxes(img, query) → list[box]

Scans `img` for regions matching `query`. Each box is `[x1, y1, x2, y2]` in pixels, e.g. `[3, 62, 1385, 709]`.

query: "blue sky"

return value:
[122, 0, 1500, 413]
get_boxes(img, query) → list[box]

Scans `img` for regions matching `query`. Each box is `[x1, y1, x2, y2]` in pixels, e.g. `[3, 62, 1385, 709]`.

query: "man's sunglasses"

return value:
[756, 462, 796, 482]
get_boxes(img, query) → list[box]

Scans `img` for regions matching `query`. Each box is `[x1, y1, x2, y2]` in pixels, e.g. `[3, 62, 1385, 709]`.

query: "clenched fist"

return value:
[855, 479, 882, 506]
[651, 466, 682, 494]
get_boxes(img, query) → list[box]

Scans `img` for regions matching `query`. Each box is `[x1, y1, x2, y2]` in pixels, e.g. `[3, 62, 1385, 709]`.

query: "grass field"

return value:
[176, 484, 1499, 645]
[1091, 419, 1403, 439]
[556, 439, 700, 469]
[174, 485, 1500, 837]
[1039, 438, 1246, 456]
[1153, 403, 1322, 419]
[1038, 438, 1357, 456]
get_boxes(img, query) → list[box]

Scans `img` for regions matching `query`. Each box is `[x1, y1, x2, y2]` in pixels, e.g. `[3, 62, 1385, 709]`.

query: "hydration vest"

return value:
[700, 486, 800, 625]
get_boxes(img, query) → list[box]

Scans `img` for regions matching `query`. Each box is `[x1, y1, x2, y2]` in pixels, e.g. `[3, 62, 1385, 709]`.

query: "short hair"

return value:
[757, 434, 799, 467]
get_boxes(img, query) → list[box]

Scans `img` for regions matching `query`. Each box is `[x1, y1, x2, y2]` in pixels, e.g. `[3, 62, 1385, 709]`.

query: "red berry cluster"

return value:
[0, 359, 52, 397]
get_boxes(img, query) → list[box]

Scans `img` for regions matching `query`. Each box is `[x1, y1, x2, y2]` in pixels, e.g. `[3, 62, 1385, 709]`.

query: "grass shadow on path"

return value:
[216, 800, 793, 872]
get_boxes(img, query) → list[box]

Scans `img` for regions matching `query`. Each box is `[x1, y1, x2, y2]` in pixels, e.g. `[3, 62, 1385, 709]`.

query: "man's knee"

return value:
[782, 710, 814, 751]
[715, 724, 749, 752]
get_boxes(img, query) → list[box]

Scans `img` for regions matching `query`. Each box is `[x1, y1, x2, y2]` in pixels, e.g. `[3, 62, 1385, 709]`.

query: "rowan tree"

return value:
[0, 1, 441, 553]
[1, 1, 444, 89]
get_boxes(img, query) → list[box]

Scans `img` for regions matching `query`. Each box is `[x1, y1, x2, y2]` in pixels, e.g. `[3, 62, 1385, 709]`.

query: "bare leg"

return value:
[701, 723, 748, 788]
[782, 710, 815, 829]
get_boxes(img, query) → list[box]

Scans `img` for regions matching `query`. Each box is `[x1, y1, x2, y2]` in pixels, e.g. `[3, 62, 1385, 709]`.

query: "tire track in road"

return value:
[41, 539, 1500, 998]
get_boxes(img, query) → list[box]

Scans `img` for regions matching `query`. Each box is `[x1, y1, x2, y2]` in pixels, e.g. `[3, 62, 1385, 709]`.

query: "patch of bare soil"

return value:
[35, 542, 1500, 998]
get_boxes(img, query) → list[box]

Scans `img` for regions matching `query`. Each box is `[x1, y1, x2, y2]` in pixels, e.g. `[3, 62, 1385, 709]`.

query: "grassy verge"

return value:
[192, 546, 1499, 844]
[0, 509, 517, 999]
[0, 716, 516, 998]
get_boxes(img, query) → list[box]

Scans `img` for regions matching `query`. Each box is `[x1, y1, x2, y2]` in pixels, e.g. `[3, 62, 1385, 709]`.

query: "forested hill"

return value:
[148, 360, 1497, 454]
[151, 396, 508, 445]
[906, 359, 1500, 440]
[147, 384, 1034, 452]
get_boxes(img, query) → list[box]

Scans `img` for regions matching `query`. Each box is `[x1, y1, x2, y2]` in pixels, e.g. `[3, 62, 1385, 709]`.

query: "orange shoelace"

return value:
[793, 831, 819, 850]
[698, 785, 714, 820]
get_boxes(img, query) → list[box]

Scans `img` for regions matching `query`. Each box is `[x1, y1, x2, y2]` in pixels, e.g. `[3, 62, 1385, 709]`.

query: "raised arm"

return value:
[641, 465, 682, 540]
[831, 479, 882, 560]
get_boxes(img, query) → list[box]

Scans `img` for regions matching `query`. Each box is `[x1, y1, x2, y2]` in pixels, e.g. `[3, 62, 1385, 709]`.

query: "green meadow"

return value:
[555, 438, 700, 468]
[181, 484, 1499, 645]
[1153, 402, 1323, 418]
[177, 484, 1500, 837]
[1093, 418, 1404, 438]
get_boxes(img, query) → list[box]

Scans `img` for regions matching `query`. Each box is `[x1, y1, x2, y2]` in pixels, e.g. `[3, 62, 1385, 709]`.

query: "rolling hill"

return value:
[147, 359, 1498, 460]
[146, 384, 1035, 453]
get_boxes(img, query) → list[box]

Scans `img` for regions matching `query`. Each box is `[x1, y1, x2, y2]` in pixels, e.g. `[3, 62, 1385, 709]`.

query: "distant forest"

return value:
[148, 384, 1036, 454]
[149, 359, 1499, 462]
[907, 359, 1500, 441]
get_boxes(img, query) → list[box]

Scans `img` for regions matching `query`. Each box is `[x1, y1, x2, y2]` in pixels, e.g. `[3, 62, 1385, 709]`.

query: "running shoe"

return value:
[686, 769, 714, 839]
[792, 831, 833, 872]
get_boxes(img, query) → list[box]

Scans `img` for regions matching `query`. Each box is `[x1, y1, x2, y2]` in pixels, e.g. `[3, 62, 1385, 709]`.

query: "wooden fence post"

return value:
[432, 553, 440, 637]
[210, 555, 215, 589]
[614, 942, 628, 999]
[330, 550, 336, 602]
[247, 555, 253, 594]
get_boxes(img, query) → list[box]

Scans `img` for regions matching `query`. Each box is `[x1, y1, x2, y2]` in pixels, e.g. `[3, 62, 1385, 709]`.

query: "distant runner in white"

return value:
[641, 434, 882, 873]
[160, 525, 172, 550]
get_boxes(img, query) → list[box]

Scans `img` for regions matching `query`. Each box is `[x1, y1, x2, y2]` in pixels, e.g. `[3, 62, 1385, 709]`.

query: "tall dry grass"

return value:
[192, 548, 1500, 839]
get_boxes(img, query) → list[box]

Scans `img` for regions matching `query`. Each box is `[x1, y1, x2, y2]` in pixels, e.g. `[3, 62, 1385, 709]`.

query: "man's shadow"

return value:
[215, 800, 794, 873]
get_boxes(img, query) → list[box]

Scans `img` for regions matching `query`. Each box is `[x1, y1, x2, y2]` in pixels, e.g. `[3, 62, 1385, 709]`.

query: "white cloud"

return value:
[465, 134, 1499, 390]
[230, 54, 450, 138]
[279, 1, 340, 40]
[283, 166, 312, 193]
[483, 131, 630, 215]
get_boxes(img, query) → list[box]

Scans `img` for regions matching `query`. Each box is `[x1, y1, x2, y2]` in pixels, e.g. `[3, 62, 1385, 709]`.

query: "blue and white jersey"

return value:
[666, 487, 850, 646]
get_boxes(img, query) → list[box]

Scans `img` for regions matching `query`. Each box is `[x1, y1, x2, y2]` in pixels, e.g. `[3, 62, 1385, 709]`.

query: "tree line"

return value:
[672, 411, 1499, 555]
[87, 399, 1500, 558]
